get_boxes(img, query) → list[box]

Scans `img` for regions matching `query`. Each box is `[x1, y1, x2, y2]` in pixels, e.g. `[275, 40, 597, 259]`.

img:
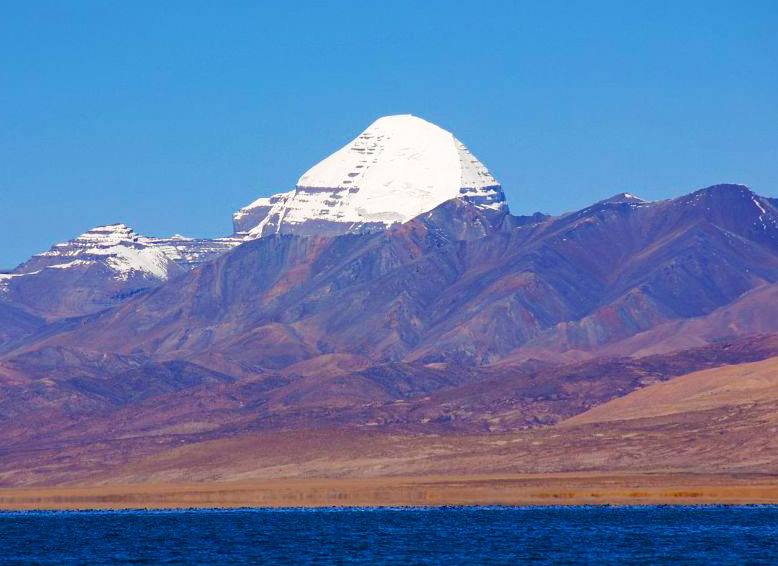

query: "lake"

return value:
[1, 506, 777, 565]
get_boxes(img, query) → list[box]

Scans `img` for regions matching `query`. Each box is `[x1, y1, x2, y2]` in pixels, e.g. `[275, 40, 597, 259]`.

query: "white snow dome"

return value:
[234, 114, 507, 238]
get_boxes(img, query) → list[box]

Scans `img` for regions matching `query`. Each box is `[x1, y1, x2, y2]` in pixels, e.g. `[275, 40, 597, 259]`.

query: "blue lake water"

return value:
[1, 506, 777, 565]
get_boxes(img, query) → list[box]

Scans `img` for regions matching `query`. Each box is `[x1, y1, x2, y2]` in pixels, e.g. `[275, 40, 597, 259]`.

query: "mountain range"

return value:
[2, 114, 778, 486]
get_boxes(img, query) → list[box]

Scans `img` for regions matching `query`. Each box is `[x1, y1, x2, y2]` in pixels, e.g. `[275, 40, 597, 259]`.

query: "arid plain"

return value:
[3, 353, 778, 508]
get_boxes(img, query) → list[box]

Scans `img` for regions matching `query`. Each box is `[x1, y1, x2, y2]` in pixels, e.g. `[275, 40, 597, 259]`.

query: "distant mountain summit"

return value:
[12, 223, 182, 281]
[233, 114, 508, 238]
[0, 224, 238, 318]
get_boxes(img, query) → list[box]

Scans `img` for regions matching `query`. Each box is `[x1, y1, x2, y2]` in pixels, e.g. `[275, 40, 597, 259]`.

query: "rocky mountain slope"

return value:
[19, 183, 778, 370]
[0, 303, 45, 352]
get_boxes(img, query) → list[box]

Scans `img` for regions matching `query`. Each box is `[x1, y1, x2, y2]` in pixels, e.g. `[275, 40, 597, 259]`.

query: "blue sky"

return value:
[2, 1, 777, 268]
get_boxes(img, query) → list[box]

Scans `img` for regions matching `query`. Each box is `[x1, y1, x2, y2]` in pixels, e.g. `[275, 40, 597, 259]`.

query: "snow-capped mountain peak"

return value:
[233, 114, 508, 238]
[599, 192, 649, 205]
[1, 223, 241, 318]
[15, 223, 180, 281]
[11, 223, 242, 281]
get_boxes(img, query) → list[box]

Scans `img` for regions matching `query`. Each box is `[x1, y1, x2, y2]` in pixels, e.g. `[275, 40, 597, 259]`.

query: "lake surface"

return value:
[1, 506, 777, 565]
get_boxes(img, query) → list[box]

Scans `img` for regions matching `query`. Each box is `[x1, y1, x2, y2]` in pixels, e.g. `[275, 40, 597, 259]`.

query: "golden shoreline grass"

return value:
[2, 473, 778, 510]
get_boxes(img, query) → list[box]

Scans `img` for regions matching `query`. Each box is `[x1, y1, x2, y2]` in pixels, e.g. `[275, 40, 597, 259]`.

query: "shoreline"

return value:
[3, 473, 778, 510]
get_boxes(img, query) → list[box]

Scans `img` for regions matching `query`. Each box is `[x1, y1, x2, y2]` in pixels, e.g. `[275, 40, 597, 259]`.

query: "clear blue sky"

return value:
[2, 1, 777, 268]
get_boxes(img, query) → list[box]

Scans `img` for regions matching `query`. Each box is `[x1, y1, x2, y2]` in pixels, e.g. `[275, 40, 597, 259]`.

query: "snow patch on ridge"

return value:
[29, 224, 177, 281]
[7, 224, 241, 285]
[753, 196, 767, 217]
[600, 192, 650, 205]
